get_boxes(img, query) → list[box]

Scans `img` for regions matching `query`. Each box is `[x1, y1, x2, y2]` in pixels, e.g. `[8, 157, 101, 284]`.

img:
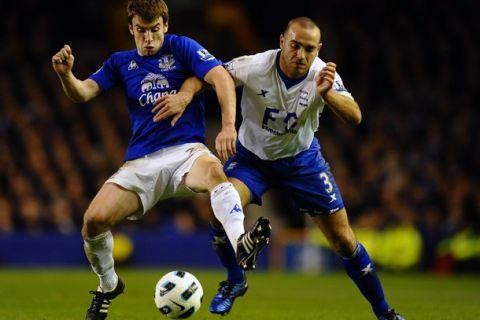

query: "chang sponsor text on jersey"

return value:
[139, 72, 177, 107]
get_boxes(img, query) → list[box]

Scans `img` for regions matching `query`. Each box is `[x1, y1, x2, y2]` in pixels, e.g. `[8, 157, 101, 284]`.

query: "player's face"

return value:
[279, 24, 321, 78]
[129, 15, 168, 56]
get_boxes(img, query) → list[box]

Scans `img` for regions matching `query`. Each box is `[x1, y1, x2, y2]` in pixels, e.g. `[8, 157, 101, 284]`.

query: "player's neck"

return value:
[276, 52, 307, 89]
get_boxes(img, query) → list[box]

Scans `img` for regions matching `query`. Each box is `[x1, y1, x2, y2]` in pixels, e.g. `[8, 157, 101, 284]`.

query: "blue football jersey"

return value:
[89, 34, 222, 161]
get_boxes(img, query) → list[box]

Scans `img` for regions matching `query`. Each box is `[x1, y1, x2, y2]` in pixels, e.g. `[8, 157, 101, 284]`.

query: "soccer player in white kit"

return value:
[51, 1, 269, 319]
[208, 17, 405, 320]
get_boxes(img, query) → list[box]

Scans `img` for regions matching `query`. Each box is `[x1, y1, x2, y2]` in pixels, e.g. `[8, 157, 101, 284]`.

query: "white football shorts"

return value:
[106, 143, 220, 219]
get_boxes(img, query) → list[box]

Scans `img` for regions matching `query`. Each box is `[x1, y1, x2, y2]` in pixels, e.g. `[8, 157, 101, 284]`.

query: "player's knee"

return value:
[83, 205, 114, 236]
[204, 161, 228, 184]
[331, 233, 357, 257]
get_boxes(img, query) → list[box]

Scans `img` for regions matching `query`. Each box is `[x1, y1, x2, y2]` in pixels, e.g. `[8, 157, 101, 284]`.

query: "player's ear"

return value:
[317, 43, 322, 53]
[128, 23, 134, 35]
[279, 34, 285, 49]
[164, 22, 168, 33]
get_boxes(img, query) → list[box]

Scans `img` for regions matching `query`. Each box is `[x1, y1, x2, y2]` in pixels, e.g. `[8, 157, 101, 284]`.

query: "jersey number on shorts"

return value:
[319, 172, 334, 193]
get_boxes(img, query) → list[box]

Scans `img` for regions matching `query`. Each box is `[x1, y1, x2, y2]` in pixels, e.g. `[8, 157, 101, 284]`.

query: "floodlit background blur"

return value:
[0, 0, 479, 274]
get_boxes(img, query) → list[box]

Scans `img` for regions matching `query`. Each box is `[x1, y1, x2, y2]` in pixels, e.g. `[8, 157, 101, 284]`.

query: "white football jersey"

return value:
[225, 49, 353, 160]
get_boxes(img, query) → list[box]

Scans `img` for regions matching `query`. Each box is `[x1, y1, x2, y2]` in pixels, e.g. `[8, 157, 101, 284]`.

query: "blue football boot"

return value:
[209, 279, 248, 315]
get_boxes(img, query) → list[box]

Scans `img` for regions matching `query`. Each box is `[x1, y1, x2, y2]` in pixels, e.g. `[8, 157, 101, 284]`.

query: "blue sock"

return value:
[211, 226, 245, 284]
[341, 243, 390, 317]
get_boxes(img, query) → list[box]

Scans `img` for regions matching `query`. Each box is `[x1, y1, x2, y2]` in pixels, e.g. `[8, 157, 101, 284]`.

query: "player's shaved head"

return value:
[284, 17, 321, 43]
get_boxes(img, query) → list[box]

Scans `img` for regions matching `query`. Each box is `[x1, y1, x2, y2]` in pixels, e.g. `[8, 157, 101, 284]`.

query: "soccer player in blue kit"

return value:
[206, 17, 406, 320]
[51, 1, 269, 319]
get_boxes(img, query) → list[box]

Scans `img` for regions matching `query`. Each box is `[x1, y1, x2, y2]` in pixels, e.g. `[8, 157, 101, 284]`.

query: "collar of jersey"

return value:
[276, 51, 308, 89]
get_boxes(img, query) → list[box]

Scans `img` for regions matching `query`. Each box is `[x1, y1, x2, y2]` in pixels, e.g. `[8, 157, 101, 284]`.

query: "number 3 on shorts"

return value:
[319, 172, 333, 193]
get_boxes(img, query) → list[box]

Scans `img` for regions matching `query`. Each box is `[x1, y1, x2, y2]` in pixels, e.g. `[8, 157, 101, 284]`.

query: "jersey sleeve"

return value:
[313, 71, 354, 103]
[223, 55, 254, 87]
[88, 54, 121, 91]
[171, 36, 222, 79]
[332, 72, 353, 99]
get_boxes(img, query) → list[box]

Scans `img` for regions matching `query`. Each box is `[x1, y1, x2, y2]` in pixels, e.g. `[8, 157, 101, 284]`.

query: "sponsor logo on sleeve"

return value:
[196, 49, 215, 61]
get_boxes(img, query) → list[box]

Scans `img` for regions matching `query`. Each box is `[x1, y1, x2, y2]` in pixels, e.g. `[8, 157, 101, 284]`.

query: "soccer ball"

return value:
[154, 270, 203, 318]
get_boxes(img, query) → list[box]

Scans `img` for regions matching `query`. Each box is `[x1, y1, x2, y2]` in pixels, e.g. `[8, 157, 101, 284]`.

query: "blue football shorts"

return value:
[224, 141, 345, 216]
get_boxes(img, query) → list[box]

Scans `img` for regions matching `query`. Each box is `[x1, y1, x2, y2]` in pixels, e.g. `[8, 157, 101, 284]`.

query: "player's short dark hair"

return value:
[127, 0, 169, 24]
[284, 17, 321, 40]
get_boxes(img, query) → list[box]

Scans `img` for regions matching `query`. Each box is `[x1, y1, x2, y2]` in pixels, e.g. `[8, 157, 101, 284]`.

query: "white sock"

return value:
[210, 182, 245, 252]
[84, 231, 118, 292]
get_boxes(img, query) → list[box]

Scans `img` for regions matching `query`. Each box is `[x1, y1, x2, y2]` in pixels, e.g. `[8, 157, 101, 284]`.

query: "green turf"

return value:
[1, 268, 479, 319]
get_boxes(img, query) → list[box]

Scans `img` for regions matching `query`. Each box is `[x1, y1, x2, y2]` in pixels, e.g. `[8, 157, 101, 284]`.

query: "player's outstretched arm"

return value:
[322, 90, 362, 124]
[52, 44, 101, 103]
[204, 65, 237, 161]
[152, 76, 204, 126]
[316, 62, 362, 124]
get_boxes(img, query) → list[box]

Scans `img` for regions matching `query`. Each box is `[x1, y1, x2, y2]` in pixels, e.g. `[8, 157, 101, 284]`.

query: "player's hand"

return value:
[215, 124, 237, 161]
[52, 44, 74, 76]
[152, 91, 192, 126]
[315, 62, 336, 97]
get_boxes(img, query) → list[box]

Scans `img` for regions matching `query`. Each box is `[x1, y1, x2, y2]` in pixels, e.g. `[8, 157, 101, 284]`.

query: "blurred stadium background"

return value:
[1, 0, 479, 288]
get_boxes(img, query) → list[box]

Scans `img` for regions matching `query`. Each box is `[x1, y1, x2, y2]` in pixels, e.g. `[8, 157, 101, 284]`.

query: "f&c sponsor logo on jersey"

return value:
[261, 107, 298, 136]
[196, 49, 215, 61]
[139, 73, 177, 107]
[158, 54, 176, 71]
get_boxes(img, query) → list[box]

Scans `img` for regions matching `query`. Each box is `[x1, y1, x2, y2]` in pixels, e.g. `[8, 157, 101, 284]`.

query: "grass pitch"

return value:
[1, 268, 479, 319]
